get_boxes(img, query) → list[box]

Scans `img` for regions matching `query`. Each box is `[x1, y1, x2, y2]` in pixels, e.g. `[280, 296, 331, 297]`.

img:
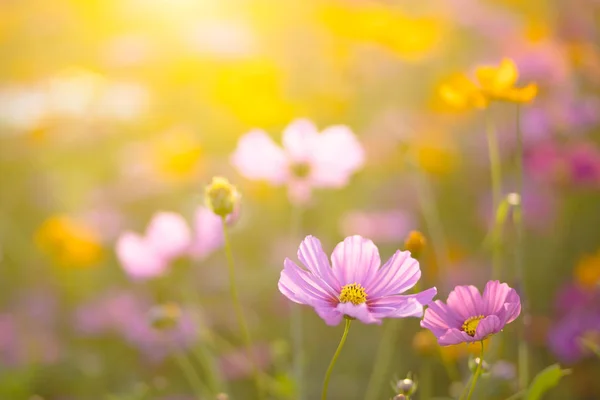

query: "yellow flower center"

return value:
[290, 162, 311, 178]
[461, 315, 485, 337]
[339, 283, 367, 305]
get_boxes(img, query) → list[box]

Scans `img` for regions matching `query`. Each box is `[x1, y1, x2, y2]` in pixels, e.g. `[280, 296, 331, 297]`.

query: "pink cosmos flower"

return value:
[116, 212, 191, 280]
[421, 280, 521, 345]
[278, 235, 437, 325]
[188, 206, 225, 260]
[231, 119, 364, 204]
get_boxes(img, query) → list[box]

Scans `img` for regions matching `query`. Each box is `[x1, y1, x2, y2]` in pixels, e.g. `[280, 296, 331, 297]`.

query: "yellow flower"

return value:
[35, 216, 103, 268]
[474, 58, 538, 103]
[438, 73, 488, 111]
[575, 251, 600, 289]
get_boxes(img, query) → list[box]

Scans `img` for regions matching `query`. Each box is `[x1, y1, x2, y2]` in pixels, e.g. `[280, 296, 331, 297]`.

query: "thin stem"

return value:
[190, 339, 222, 395]
[465, 341, 485, 400]
[514, 104, 529, 390]
[486, 108, 503, 279]
[322, 318, 352, 400]
[172, 345, 208, 399]
[503, 390, 526, 400]
[222, 218, 264, 399]
[290, 205, 305, 400]
[363, 319, 402, 400]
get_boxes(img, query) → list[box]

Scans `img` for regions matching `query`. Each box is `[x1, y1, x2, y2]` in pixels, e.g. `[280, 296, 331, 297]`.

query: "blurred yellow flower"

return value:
[575, 250, 600, 289]
[35, 216, 103, 268]
[474, 58, 538, 103]
[440, 338, 491, 361]
[438, 73, 488, 111]
[151, 127, 203, 181]
[414, 135, 458, 176]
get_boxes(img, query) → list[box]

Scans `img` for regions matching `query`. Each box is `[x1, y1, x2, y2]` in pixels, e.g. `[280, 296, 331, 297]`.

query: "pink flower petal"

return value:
[369, 295, 423, 319]
[189, 206, 223, 260]
[231, 129, 288, 184]
[497, 290, 521, 325]
[447, 285, 484, 321]
[311, 125, 365, 188]
[421, 300, 463, 336]
[314, 306, 344, 326]
[474, 315, 503, 340]
[330, 235, 381, 286]
[297, 236, 341, 295]
[116, 232, 167, 280]
[278, 258, 337, 307]
[145, 212, 191, 260]
[364, 250, 420, 298]
[281, 119, 319, 162]
[482, 280, 514, 316]
[336, 302, 380, 324]
[438, 328, 474, 346]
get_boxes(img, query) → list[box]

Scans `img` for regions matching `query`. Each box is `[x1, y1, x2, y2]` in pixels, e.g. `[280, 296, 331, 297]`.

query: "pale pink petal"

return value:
[421, 300, 463, 336]
[231, 129, 288, 184]
[278, 258, 337, 307]
[482, 280, 514, 316]
[330, 235, 381, 286]
[297, 236, 341, 295]
[438, 328, 474, 346]
[474, 315, 503, 340]
[365, 250, 420, 298]
[497, 290, 521, 325]
[336, 302, 380, 324]
[189, 206, 224, 260]
[116, 232, 167, 280]
[311, 125, 364, 188]
[281, 119, 319, 162]
[447, 285, 484, 320]
[145, 212, 191, 261]
[287, 179, 313, 206]
[369, 296, 423, 319]
[314, 306, 344, 326]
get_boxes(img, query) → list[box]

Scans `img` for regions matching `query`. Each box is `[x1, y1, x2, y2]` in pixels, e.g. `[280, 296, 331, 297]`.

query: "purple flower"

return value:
[231, 119, 364, 205]
[421, 280, 521, 345]
[548, 311, 600, 364]
[278, 235, 437, 325]
[116, 212, 191, 280]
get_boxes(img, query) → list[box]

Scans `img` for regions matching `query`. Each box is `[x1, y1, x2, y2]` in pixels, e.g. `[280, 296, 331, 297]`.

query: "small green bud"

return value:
[396, 378, 417, 396]
[205, 177, 240, 218]
[468, 356, 490, 374]
[147, 302, 181, 331]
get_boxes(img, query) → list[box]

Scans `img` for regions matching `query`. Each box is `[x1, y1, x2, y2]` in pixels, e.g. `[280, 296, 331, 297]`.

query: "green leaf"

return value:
[525, 364, 571, 400]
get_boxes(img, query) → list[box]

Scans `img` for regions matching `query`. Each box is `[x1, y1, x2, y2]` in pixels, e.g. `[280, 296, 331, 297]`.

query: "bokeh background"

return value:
[1, 0, 600, 399]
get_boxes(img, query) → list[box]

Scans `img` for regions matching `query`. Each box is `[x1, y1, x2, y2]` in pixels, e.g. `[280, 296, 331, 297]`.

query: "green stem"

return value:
[322, 318, 352, 400]
[222, 218, 264, 399]
[503, 390, 526, 400]
[190, 339, 222, 395]
[363, 319, 402, 400]
[487, 108, 503, 279]
[514, 104, 529, 390]
[465, 341, 485, 400]
[172, 345, 208, 399]
[290, 205, 305, 400]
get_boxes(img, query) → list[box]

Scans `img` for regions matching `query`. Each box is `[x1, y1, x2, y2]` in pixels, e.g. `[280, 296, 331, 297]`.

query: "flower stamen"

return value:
[339, 283, 367, 305]
[462, 315, 485, 337]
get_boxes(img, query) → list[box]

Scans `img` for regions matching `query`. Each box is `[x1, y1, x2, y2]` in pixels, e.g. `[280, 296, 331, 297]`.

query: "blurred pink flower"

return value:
[218, 343, 272, 381]
[340, 210, 416, 244]
[526, 141, 600, 188]
[231, 119, 364, 205]
[505, 40, 571, 88]
[116, 212, 191, 280]
[188, 206, 224, 260]
[74, 290, 146, 335]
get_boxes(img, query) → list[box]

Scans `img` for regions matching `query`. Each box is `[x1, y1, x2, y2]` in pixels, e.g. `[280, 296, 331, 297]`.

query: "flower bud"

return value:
[404, 230, 426, 259]
[396, 378, 417, 396]
[147, 302, 181, 331]
[205, 177, 240, 218]
[468, 356, 490, 374]
[216, 394, 229, 400]
[392, 395, 407, 400]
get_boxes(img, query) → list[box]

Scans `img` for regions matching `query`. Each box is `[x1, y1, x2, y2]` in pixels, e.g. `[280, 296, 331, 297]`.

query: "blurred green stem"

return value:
[514, 104, 529, 390]
[322, 318, 352, 400]
[363, 319, 402, 400]
[487, 107, 503, 279]
[190, 337, 222, 396]
[172, 345, 208, 400]
[222, 218, 264, 399]
[464, 341, 485, 400]
[290, 205, 305, 400]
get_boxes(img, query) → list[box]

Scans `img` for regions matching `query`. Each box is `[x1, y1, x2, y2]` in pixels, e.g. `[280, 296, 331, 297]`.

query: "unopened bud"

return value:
[393, 395, 407, 400]
[468, 356, 490, 374]
[507, 192, 520, 206]
[205, 177, 240, 218]
[404, 230, 426, 259]
[216, 394, 229, 400]
[396, 378, 417, 396]
[147, 302, 181, 331]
